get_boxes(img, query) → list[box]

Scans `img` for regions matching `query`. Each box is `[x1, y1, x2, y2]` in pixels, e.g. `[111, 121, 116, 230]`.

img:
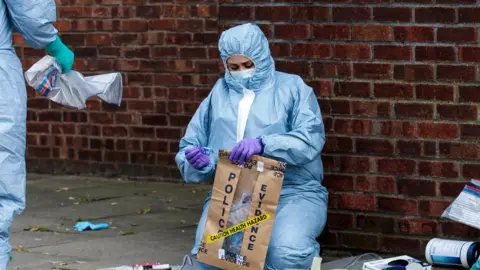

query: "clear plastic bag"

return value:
[24, 55, 122, 110]
[223, 192, 252, 255]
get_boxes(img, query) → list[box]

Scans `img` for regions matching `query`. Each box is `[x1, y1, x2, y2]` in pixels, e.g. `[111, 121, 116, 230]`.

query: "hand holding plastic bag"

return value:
[24, 55, 122, 110]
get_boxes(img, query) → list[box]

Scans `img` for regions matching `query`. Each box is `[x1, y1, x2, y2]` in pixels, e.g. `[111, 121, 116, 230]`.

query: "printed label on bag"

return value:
[257, 161, 264, 172]
[207, 214, 270, 243]
[236, 254, 245, 265]
[218, 249, 248, 266]
[218, 249, 226, 260]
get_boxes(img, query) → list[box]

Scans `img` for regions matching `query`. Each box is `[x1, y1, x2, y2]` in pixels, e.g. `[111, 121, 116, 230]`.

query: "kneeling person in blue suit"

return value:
[175, 23, 328, 270]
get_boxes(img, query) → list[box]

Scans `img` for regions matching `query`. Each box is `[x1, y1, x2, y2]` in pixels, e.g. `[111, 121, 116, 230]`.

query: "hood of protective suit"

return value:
[219, 23, 275, 92]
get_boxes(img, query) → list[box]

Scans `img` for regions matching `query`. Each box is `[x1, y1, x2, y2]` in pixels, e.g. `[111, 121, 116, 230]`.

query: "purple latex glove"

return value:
[185, 146, 210, 170]
[229, 139, 263, 165]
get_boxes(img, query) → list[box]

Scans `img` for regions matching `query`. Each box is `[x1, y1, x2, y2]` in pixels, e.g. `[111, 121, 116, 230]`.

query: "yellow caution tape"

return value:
[207, 214, 271, 243]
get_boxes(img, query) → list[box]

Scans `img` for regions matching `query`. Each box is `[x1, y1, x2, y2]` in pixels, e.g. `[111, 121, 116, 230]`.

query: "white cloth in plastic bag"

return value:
[24, 55, 122, 110]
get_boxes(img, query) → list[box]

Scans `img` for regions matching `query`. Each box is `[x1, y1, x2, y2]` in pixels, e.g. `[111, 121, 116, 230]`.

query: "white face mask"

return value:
[230, 68, 255, 82]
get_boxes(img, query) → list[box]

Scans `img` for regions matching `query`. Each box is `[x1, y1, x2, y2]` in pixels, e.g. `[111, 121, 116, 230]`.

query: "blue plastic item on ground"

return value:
[73, 222, 109, 232]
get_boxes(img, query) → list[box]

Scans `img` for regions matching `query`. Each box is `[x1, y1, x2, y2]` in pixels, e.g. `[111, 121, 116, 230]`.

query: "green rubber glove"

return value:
[45, 36, 74, 73]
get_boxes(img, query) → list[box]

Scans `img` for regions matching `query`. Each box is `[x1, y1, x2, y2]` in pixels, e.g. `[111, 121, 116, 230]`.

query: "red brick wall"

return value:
[19, 0, 480, 255]
[21, 0, 220, 179]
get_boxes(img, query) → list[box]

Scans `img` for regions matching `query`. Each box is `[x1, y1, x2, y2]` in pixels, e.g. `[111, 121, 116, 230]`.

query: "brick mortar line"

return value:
[327, 226, 439, 235]
[330, 191, 452, 201]
[323, 114, 478, 123]
[320, 96, 479, 103]
[75, 69, 480, 76]
[326, 229, 444, 240]
[318, 81, 480, 88]
[328, 184, 462, 190]
[327, 209, 453, 219]
[328, 210, 448, 218]
[220, 20, 480, 27]
[218, 3, 480, 8]
[275, 58, 479, 64]
[325, 132, 478, 139]
[20, 43, 479, 49]
[26, 117, 480, 124]
[323, 153, 480, 165]
[325, 141, 472, 148]
[27, 118, 480, 125]
[324, 172, 464, 181]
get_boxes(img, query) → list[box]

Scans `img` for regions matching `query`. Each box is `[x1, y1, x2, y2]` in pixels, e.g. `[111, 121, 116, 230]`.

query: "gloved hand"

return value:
[229, 138, 263, 165]
[185, 146, 210, 170]
[45, 36, 74, 73]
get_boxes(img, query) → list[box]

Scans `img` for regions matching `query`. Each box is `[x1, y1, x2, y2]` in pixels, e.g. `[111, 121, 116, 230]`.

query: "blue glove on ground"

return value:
[74, 221, 109, 232]
[45, 36, 74, 73]
[229, 138, 263, 165]
[185, 146, 210, 170]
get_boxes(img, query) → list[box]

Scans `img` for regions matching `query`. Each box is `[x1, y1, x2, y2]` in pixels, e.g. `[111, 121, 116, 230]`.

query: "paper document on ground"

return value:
[442, 179, 480, 230]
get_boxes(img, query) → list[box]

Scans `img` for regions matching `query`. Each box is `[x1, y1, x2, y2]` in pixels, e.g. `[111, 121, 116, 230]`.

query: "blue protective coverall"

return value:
[0, 0, 58, 267]
[175, 23, 328, 270]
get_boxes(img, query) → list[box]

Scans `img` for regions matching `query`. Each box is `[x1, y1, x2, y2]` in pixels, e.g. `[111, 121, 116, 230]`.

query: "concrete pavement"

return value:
[8, 174, 451, 270]
[9, 174, 209, 270]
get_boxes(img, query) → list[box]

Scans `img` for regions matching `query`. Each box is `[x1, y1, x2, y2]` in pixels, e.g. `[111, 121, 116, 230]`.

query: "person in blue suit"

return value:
[175, 23, 328, 270]
[0, 1, 74, 267]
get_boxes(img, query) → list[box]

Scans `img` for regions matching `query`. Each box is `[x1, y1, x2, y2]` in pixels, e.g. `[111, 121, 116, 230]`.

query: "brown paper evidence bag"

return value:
[197, 150, 287, 270]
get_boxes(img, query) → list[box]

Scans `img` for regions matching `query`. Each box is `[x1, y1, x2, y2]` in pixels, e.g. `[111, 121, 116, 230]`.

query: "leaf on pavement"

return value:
[119, 231, 136, 236]
[24, 226, 52, 232]
[15, 246, 31, 253]
[137, 208, 151, 215]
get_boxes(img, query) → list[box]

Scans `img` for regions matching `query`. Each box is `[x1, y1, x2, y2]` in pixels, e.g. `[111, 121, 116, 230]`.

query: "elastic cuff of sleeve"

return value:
[256, 136, 265, 155]
[259, 135, 269, 154]
[196, 161, 213, 174]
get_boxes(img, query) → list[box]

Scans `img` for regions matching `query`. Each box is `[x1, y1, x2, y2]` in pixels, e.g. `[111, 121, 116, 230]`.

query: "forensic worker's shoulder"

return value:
[275, 71, 300, 83]
[207, 78, 228, 96]
[204, 78, 229, 102]
[274, 71, 312, 95]
[212, 78, 227, 89]
[196, 78, 228, 106]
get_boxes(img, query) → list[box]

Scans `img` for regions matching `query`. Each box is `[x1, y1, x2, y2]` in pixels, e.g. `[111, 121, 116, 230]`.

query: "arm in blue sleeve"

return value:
[261, 78, 325, 166]
[175, 94, 217, 183]
[4, 0, 58, 49]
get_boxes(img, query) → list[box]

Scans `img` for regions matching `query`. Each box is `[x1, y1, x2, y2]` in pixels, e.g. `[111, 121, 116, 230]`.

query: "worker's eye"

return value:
[243, 62, 254, 69]
[229, 65, 239, 71]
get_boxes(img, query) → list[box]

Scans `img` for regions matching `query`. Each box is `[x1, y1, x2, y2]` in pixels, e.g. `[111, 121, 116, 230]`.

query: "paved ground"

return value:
[8, 174, 453, 270]
[9, 174, 210, 270]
